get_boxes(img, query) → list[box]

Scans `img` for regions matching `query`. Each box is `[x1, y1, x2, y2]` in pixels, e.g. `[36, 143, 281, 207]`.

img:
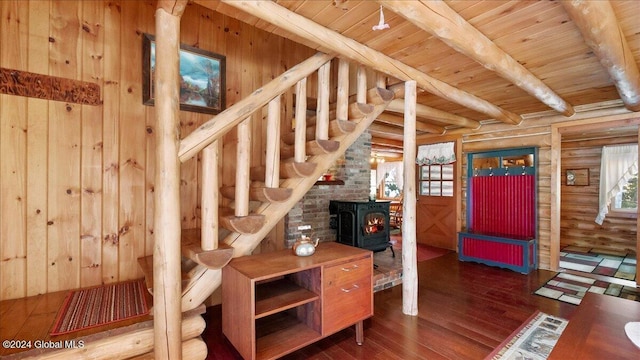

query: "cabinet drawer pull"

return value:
[341, 264, 359, 272]
[341, 284, 359, 293]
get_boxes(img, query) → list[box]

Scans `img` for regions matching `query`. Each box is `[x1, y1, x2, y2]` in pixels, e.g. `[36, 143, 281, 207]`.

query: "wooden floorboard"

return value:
[202, 252, 578, 360]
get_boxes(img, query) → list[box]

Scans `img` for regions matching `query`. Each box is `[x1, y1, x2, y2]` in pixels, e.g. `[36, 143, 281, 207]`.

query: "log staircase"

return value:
[133, 52, 393, 359]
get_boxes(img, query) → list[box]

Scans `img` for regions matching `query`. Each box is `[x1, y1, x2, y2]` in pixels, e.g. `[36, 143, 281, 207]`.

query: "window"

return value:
[612, 172, 638, 212]
[382, 170, 401, 198]
[420, 164, 454, 197]
[596, 144, 638, 224]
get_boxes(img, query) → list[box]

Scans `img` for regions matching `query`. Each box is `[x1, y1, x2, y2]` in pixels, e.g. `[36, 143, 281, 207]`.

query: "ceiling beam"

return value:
[561, 0, 640, 112]
[371, 136, 403, 149]
[386, 83, 480, 129]
[219, 0, 522, 125]
[386, 99, 480, 129]
[376, 112, 445, 134]
[379, 0, 575, 117]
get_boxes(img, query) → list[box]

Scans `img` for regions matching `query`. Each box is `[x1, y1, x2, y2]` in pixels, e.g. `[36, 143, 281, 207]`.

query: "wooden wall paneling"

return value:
[0, 0, 28, 300]
[141, 4, 156, 257]
[80, 0, 105, 287]
[102, 0, 122, 284]
[25, 1, 50, 297]
[560, 136, 637, 254]
[145, 104, 156, 257]
[117, 0, 148, 280]
[179, 6, 202, 230]
[47, 0, 82, 292]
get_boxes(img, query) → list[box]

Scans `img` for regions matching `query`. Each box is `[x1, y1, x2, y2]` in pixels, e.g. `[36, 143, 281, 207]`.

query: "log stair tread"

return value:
[219, 208, 265, 234]
[250, 161, 317, 181]
[281, 119, 356, 145]
[220, 185, 292, 203]
[281, 139, 340, 159]
[181, 228, 234, 269]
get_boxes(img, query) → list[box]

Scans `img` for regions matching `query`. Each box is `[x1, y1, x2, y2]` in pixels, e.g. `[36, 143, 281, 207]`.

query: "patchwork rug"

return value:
[535, 272, 640, 305]
[485, 311, 568, 360]
[51, 279, 149, 335]
[560, 245, 636, 281]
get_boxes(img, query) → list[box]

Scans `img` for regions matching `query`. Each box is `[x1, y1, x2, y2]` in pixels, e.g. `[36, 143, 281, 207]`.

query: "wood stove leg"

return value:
[355, 320, 364, 345]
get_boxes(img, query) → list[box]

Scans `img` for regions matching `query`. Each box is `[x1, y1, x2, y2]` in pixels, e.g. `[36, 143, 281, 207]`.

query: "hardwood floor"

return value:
[203, 251, 578, 360]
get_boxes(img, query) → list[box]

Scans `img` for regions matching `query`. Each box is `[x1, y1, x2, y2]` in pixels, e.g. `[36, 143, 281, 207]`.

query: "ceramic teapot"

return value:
[292, 235, 319, 256]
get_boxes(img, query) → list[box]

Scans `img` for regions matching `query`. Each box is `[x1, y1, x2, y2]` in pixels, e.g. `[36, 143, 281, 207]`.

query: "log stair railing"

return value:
[137, 52, 395, 311]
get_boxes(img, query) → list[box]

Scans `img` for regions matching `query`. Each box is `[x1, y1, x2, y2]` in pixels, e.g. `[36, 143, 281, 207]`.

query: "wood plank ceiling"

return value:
[195, 0, 640, 155]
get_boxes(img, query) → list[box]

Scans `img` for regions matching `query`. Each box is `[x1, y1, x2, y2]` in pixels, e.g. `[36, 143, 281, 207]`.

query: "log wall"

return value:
[0, 0, 314, 301]
[560, 134, 638, 254]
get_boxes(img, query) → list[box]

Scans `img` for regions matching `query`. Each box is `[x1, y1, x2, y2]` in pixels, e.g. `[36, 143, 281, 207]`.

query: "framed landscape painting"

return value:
[142, 33, 226, 115]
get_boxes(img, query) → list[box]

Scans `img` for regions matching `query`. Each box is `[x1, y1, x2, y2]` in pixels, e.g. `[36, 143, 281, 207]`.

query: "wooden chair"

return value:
[389, 197, 403, 228]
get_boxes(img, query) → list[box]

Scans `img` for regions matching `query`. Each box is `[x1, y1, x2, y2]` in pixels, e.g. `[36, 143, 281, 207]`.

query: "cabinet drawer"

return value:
[322, 273, 372, 334]
[322, 256, 372, 335]
[324, 257, 371, 289]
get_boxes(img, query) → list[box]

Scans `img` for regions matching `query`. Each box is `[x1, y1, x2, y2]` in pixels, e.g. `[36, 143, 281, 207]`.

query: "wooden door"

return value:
[415, 139, 461, 250]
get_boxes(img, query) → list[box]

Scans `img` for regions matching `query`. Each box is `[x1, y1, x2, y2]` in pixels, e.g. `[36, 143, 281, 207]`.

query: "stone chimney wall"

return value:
[284, 131, 372, 247]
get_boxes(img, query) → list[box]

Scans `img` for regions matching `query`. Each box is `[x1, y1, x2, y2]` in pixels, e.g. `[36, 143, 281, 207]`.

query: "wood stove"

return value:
[329, 200, 392, 253]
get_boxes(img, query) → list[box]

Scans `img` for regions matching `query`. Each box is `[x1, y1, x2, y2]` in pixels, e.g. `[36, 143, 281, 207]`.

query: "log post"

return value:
[265, 97, 281, 187]
[356, 65, 367, 104]
[316, 62, 330, 141]
[294, 78, 307, 163]
[154, 1, 188, 359]
[336, 59, 350, 121]
[235, 118, 251, 216]
[201, 141, 219, 251]
[402, 80, 418, 316]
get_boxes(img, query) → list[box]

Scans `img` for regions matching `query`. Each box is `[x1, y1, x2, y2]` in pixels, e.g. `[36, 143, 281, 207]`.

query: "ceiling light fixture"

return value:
[372, 5, 390, 31]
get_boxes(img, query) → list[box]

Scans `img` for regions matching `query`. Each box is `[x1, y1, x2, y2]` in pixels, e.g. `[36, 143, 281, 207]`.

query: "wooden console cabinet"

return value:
[222, 242, 373, 360]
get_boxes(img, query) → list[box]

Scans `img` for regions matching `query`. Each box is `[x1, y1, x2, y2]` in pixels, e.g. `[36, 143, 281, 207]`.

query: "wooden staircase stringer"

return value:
[180, 88, 394, 311]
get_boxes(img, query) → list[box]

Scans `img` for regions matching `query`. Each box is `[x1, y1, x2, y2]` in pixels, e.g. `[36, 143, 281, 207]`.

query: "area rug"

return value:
[50, 279, 149, 335]
[560, 245, 636, 281]
[534, 272, 640, 305]
[485, 311, 568, 360]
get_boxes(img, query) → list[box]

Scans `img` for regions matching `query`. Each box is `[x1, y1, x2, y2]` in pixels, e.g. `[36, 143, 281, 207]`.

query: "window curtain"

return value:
[376, 161, 403, 190]
[595, 144, 638, 225]
[416, 142, 456, 165]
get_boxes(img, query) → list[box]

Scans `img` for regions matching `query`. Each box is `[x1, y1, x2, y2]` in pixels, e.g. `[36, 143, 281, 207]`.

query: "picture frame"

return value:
[142, 33, 225, 115]
[566, 168, 589, 186]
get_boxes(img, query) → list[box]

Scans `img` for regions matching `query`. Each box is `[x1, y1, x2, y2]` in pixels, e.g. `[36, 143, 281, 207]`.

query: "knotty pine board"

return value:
[0, 0, 28, 299]
[80, 1, 105, 287]
[25, 1, 50, 297]
[117, 0, 150, 281]
[47, 0, 82, 293]
[101, 0, 123, 285]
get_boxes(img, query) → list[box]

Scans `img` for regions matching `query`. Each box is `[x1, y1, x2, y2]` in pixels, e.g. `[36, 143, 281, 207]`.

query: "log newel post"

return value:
[154, 1, 188, 358]
[294, 78, 308, 163]
[402, 80, 418, 316]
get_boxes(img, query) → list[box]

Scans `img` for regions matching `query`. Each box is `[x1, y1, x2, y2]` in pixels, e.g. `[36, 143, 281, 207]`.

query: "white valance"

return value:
[376, 161, 403, 191]
[595, 144, 638, 225]
[416, 142, 456, 165]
